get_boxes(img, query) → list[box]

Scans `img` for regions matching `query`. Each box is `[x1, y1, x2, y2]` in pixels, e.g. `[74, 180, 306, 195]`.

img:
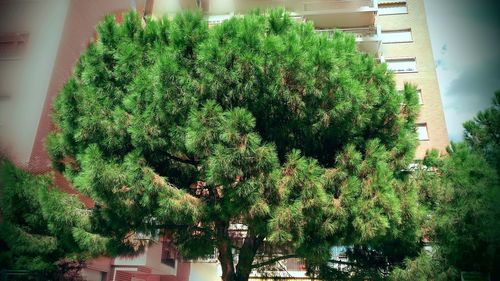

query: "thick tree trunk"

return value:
[215, 223, 264, 281]
[216, 221, 236, 281]
[235, 235, 264, 281]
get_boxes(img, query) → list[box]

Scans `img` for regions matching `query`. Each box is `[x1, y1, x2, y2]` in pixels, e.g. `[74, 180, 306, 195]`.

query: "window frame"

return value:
[0, 32, 29, 60]
[99, 272, 107, 281]
[378, 2, 409, 16]
[161, 239, 177, 268]
[381, 29, 413, 44]
[417, 89, 424, 105]
[416, 123, 429, 141]
[385, 57, 418, 73]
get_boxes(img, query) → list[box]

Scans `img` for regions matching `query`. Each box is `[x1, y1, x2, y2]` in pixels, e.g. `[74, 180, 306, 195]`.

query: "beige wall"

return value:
[146, 242, 178, 275]
[377, 0, 449, 158]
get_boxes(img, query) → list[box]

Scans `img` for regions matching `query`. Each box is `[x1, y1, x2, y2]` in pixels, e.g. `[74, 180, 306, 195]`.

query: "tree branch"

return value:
[252, 256, 360, 270]
[251, 254, 299, 269]
[328, 259, 359, 267]
[216, 221, 236, 281]
[151, 224, 212, 234]
[166, 152, 200, 166]
[236, 234, 265, 280]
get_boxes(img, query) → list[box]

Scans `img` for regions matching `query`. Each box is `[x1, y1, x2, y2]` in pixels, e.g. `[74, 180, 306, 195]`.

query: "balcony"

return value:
[298, 0, 378, 28]
[315, 25, 382, 56]
[206, 13, 234, 26]
[153, 0, 378, 28]
[201, 0, 377, 28]
[152, 0, 199, 17]
[235, 0, 286, 13]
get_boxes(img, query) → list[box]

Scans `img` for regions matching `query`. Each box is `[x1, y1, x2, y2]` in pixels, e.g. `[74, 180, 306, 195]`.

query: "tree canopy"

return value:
[46, 10, 422, 281]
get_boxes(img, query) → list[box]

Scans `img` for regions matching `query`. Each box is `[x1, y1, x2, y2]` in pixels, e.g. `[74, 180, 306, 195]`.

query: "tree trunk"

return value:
[215, 223, 264, 281]
[235, 235, 264, 281]
[216, 221, 236, 281]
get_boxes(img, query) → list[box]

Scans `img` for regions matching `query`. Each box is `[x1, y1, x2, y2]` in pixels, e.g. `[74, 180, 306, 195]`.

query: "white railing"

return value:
[316, 25, 382, 56]
[207, 13, 234, 25]
[316, 25, 381, 42]
[303, 0, 376, 12]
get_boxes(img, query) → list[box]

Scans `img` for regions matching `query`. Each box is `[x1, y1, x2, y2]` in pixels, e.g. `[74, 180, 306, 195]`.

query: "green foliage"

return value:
[464, 91, 500, 174]
[0, 160, 105, 272]
[433, 143, 500, 273]
[47, 10, 421, 280]
[390, 250, 457, 281]
[393, 92, 500, 279]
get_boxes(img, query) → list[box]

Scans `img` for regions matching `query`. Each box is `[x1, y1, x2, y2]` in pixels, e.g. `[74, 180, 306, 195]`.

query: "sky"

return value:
[423, 0, 500, 141]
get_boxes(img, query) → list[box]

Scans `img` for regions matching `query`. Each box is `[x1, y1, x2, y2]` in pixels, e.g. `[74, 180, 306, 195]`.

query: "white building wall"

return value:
[0, 0, 69, 164]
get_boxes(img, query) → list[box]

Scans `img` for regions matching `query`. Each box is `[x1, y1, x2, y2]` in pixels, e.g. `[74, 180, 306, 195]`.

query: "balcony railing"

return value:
[316, 25, 380, 42]
[206, 13, 234, 25]
[315, 25, 382, 55]
[236, 0, 378, 13]
[303, 0, 377, 13]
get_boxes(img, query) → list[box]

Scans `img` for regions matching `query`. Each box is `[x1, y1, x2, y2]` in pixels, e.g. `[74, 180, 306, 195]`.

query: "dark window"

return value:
[161, 239, 177, 268]
[379, 2, 408, 15]
[0, 32, 28, 60]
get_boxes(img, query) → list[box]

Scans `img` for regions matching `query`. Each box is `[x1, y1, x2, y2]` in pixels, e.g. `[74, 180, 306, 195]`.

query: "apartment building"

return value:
[0, 0, 447, 280]
[376, 0, 449, 158]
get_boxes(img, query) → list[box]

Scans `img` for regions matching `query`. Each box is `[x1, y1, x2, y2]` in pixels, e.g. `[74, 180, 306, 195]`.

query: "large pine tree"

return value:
[47, 10, 423, 281]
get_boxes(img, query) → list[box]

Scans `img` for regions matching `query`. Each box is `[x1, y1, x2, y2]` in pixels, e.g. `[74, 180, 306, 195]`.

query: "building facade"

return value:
[377, 0, 449, 159]
[0, 0, 448, 280]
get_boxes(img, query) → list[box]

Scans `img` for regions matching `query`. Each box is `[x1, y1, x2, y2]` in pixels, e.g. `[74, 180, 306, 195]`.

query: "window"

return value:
[381, 29, 412, 43]
[379, 3, 408, 15]
[386, 58, 417, 73]
[417, 89, 423, 104]
[100, 272, 107, 281]
[417, 124, 429, 140]
[161, 239, 177, 268]
[0, 32, 28, 60]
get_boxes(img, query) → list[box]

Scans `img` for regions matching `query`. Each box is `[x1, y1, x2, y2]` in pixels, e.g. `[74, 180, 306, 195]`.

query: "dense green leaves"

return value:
[464, 91, 500, 174]
[426, 143, 500, 274]
[47, 10, 421, 280]
[0, 160, 105, 272]
[392, 92, 500, 280]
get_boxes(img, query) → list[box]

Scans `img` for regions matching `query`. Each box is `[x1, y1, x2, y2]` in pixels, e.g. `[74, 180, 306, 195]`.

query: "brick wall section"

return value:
[377, 0, 450, 159]
[28, 0, 146, 173]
